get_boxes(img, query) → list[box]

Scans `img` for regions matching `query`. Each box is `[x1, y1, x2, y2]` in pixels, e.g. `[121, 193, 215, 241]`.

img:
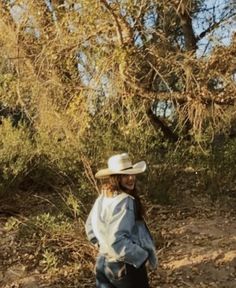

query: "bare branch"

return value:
[197, 12, 236, 41]
[99, 0, 125, 46]
[146, 106, 179, 142]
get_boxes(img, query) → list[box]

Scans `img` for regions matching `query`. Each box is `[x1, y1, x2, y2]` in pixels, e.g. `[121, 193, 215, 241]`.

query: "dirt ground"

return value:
[148, 198, 236, 288]
[0, 191, 235, 288]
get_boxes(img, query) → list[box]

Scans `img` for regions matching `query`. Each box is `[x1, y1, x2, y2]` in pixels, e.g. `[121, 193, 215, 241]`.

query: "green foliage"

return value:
[0, 0, 235, 202]
[41, 249, 58, 271]
[31, 213, 73, 235]
[36, 131, 82, 179]
[0, 119, 34, 192]
[56, 186, 85, 219]
[12, 209, 95, 275]
[4, 216, 21, 231]
[0, 73, 18, 106]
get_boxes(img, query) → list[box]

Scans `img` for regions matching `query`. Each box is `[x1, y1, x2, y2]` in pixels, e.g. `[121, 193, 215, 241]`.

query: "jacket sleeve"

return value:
[85, 207, 98, 245]
[107, 197, 149, 268]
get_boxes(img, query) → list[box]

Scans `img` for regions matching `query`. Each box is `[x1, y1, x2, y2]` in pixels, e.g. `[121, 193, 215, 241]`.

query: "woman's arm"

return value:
[85, 207, 98, 245]
[107, 197, 149, 268]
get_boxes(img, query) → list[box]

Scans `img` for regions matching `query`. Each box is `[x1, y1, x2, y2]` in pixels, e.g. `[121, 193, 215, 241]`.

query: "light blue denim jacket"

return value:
[85, 192, 157, 269]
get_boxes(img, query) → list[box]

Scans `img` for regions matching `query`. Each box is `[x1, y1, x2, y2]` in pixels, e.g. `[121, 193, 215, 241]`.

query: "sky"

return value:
[193, 0, 236, 57]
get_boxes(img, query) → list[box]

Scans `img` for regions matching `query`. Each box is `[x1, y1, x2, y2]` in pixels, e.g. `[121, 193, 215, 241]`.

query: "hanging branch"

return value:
[146, 106, 179, 142]
[99, 0, 124, 46]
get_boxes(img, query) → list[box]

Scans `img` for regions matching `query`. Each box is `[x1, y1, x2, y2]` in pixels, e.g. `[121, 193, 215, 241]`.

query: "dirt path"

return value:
[149, 203, 236, 287]
[0, 194, 235, 288]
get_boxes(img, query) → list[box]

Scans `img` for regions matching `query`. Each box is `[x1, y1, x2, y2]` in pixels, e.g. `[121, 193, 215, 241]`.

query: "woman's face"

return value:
[120, 174, 136, 191]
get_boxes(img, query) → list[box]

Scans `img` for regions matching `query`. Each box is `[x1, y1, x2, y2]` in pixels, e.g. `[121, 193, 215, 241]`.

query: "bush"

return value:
[0, 118, 34, 193]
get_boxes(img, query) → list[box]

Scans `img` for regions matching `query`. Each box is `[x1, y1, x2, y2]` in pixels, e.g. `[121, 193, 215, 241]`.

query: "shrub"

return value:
[0, 118, 34, 193]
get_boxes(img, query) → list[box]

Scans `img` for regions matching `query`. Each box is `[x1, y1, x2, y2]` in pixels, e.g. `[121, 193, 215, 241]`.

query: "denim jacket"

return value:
[85, 192, 157, 269]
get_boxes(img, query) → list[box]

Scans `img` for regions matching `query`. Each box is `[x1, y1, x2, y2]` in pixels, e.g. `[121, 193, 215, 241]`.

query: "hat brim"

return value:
[95, 161, 146, 179]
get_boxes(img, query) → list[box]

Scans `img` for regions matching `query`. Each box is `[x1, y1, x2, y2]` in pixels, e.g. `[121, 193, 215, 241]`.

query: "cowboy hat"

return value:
[95, 153, 146, 179]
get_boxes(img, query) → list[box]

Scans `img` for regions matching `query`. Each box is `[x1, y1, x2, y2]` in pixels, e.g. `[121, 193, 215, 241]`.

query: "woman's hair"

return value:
[100, 175, 144, 220]
[100, 175, 120, 197]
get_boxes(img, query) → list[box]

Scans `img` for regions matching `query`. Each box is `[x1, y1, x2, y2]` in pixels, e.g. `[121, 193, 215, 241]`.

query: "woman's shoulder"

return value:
[116, 191, 134, 200]
[96, 192, 135, 211]
[111, 192, 135, 211]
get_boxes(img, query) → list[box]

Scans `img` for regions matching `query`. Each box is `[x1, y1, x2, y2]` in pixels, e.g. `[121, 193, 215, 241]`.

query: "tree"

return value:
[0, 1, 235, 191]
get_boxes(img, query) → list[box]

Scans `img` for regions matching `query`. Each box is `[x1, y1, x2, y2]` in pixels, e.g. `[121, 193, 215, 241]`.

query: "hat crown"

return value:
[108, 153, 132, 171]
[95, 153, 146, 179]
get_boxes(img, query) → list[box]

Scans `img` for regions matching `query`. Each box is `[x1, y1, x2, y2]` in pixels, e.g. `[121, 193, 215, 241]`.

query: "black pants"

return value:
[95, 255, 149, 288]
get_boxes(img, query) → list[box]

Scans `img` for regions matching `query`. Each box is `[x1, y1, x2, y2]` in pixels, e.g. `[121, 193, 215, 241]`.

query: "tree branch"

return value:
[0, 2, 16, 28]
[146, 106, 179, 142]
[197, 12, 236, 41]
[99, 0, 124, 46]
[178, 10, 197, 51]
[99, 0, 134, 46]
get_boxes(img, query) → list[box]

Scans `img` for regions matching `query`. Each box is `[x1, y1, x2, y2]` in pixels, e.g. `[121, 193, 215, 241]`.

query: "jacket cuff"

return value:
[126, 246, 149, 268]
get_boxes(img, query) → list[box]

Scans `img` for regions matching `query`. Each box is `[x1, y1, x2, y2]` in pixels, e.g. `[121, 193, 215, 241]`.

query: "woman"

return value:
[85, 153, 157, 288]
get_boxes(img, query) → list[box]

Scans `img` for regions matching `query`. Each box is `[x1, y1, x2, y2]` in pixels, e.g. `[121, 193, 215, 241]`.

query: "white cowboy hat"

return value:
[95, 153, 146, 179]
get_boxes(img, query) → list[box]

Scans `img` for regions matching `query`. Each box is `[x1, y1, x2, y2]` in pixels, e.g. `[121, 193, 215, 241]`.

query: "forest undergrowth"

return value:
[0, 182, 235, 288]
